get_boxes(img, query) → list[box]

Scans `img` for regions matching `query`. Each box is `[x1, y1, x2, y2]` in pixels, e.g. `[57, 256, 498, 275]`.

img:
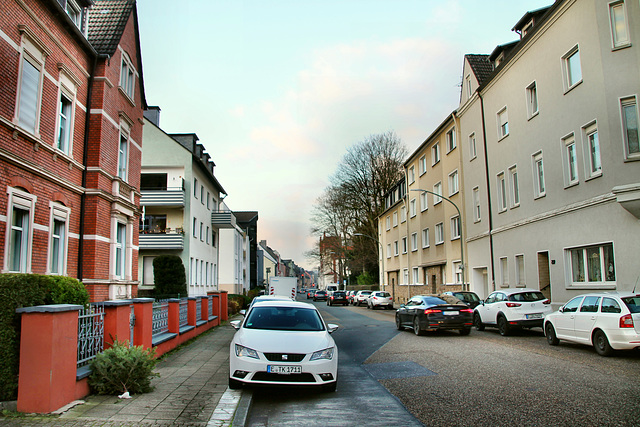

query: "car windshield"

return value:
[244, 307, 325, 331]
[454, 292, 479, 302]
[508, 292, 545, 302]
[622, 296, 640, 313]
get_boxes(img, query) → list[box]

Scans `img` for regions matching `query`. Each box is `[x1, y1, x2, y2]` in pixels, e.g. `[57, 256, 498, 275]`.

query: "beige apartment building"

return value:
[458, 0, 640, 304]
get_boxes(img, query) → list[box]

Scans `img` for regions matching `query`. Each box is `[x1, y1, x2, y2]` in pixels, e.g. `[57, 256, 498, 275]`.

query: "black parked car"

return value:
[443, 291, 482, 309]
[313, 290, 328, 301]
[396, 295, 474, 336]
[327, 291, 348, 306]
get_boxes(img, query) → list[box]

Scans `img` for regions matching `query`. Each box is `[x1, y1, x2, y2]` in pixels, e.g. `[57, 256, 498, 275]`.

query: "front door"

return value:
[537, 252, 551, 301]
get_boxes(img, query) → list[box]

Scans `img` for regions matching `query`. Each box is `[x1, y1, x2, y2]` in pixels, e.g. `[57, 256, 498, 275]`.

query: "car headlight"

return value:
[310, 347, 334, 361]
[235, 344, 259, 359]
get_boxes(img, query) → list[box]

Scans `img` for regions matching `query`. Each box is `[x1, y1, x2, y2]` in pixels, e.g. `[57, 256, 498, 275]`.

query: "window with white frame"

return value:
[56, 92, 73, 154]
[582, 122, 602, 178]
[497, 107, 509, 139]
[412, 267, 420, 285]
[532, 152, 546, 198]
[450, 216, 461, 240]
[393, 211, 398, 227]
[609, 1, 630, 49]
[568, 243, 616, 284]
[387, 244, 392, 258]
[465, 74, 472, 98]
[497, 172, 507, 212]
[562, 45, 582, 91]
[48, 203, 69, 275]
[509, 166, 520, 207]
[207, 192, 211, 209]
[200, 186, 204, 204]
[403, 268, 409, 285]
[189, 258, 194, 285]
[16, 37, 46, 134]
[453, 261, 462, 283]
[422, 228, 429, 248]
[472, 187, 481, 222]
[118, 129, 128, 180]
[120, 53, 135, 100]
[500, 257, 509, 287]
[419, 155, 427, 175]
[193, 217, 197, 238]
[621, 96, 639, 159]
[526, 81, 539, 119]
[562, 134, 579, 186]
[515, 254, 525, 286]
[200, 222, 204, 241]
[394, 241, 399, 256]
[446, 128, 456, 152]
[194, 178, 198, 198]
[402, 236, 408, 254]
[386, 215, 391, 230]
[114, 221, 127, 279]
[435, 222, 444, 245]
[400, 206, 406, 223]
[433, 182, 442, 205]
[411, 232, 418, 252]
[448, 170, 459, 196]
[420, 192, 427, 212]
[432, 143, 440, 165]
[409, 166, 415, 184]
[206, 226, 210, 244]
[469, 133, 477, 160]
[6, 190, 35, 273]
[65, 0, 83, 29]
[410, 199, 416, 217]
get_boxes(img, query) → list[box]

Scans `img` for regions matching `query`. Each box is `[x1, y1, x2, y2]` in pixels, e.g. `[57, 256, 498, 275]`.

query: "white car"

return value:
[367, 291, 394, 310]
[473, 288, 552, 336]
[353, 290, 373, 306]
[544, 292, 640, 356]
[229, 300, 339, 392]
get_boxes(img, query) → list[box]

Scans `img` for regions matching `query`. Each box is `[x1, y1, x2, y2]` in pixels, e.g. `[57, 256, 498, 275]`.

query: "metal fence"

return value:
[179, 298, 188, 328]
[77, 304, 104, 368]
[196, 297, 201, 321]
[208, 296, 213, 318]
[152, 300, 169, 336]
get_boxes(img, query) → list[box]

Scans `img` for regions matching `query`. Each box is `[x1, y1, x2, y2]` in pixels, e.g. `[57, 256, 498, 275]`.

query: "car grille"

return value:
[264, 353, 306, 362]
[252, 372, 316, 382]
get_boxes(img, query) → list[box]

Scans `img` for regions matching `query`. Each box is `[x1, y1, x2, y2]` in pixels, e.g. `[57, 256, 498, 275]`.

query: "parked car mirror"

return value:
[400, 304, 406, 308]
[239, 309, 246, 316]
[327, 323, 339, 334]
[230, 320, 241, 330]
[559, 306, 564, 313]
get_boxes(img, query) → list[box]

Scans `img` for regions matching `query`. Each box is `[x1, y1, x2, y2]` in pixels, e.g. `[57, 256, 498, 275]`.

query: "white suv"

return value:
[353, 290, 372, 306]
[473, 288, 552, 336]
[544, 292, 640, 356]
[367, 291, 393, 310]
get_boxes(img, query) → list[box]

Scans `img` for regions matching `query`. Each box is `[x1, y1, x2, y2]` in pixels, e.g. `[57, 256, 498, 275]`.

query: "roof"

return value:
[512, 5, 553, 34]
[465, 54, 493, 85]
[87, 0, 135, 55]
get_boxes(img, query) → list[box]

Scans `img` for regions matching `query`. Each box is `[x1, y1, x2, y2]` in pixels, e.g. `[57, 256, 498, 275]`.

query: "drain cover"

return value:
[364, 361, 437, 380]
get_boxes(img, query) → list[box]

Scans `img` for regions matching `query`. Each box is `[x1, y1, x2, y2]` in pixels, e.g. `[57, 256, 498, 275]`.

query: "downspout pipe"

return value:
[479, 92, 496, 291]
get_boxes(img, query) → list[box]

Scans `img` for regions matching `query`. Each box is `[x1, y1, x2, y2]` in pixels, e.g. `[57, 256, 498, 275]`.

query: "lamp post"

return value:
[353, 232, 386, 292]
[410, 189, 466, 291]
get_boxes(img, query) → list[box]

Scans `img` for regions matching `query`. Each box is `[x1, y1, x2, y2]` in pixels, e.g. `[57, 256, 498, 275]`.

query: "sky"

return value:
[136, 1, 552, 271]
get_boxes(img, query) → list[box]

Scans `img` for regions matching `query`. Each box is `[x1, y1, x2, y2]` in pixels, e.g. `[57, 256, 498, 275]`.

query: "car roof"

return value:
[249, 300, 317, 309]
[568, 291, 640, 298]
[490, 288, 542, 295]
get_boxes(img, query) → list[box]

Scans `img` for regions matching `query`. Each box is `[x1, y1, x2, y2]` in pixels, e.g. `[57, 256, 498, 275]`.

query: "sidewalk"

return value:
[0, 318, 250, 427]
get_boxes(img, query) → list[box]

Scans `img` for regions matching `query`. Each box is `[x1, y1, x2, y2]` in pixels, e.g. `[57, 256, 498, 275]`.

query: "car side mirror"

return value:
[559, 306, 564, 313]
[230, 320, 241, 330]
[327, 323, 339, 334]
[239, 309, 246, 316]
[400, 304, 406, 308]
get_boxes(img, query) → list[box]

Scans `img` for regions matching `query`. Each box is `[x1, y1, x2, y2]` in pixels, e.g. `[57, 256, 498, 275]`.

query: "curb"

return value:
[231, 389, 253, 427]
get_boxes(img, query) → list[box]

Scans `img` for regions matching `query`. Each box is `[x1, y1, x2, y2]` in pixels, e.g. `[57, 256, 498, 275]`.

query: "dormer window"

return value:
[494, 53, 504, 68]
[521, 20, 534, 38]
[65, 0, 82, 28]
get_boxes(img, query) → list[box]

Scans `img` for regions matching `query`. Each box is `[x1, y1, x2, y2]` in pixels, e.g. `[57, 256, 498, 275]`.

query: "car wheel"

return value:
[473, 312, 485, 331]
[229, 378, 242, 389]
[413, 317, 424, 336]
[322, 381, 337, 392]
[593, 330, 614, 357]
[498, 316, 510, 336]
[459, 327, 471, 336]
[395, 314, 404, 331]
[545, 322, 559, 346]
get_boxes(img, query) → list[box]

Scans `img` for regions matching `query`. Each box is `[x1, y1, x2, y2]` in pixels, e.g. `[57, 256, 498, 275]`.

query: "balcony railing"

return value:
[140, 187, 185, 207]
[139, 230, 185, 250]
[211, 211, 236, 228]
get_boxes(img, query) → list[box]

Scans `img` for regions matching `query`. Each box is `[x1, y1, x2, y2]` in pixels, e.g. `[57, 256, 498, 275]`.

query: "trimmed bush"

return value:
[88, 340, 159, 395]
[152, 255, 187, 298]
[0, 274, 89, 401]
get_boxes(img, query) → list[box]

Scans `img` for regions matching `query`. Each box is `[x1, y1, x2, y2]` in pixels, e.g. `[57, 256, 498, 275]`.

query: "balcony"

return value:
[139, 230, 185, 250]
[211, 211, 236, 229]
[140, 187, 185, 207]
[613, 183, 640, 219]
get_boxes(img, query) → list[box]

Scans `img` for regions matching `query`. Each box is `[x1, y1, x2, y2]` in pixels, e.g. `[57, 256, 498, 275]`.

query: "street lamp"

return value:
[353, 232, 385, 291]
[410, 189, 466, 291]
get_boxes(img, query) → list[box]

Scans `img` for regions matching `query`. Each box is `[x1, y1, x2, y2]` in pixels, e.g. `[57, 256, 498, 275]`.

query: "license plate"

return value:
[526, 313, 543, 319]
[267, 365, 302, 374]
[443, 311, 459, 316]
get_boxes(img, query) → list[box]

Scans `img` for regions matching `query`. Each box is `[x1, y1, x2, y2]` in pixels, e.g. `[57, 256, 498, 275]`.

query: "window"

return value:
[433, 182, 442, 205]
[412, 267, 420, 285]
[419, 156, 427, 175]
[115, 222, 126, 279]
[394, 241, 399, 256]
[411, 233, 418, 252]
[582, 123, 602, 178]
[393, 211, 398, 227]
[446, 128, 456, 152]
[621, 96, 639, 159]
[387, 244, 392, 258]
[402, 237, 408, 254]
[194, 178, 198, 198]
[562, 46, 582, 91]
[432, 143, 440, 165]
[17, 42, 45, 134]
[453, 261, 462, 284]
[500, 257, 509, 287]
[200, 222, 204, 241]
[580, 296, 601, 313]
[386, 216, 391, 230]
[118, 130, 128, 180]
[65, 0, 82, 28]
[497, 172, 507, 212]
[450, 216, 460, 240]
[5, 189, 35, 273]
[48, 204, 69, 275]
[419, 192, 427, 212]
[472, 187, 481, 222]
[408, 166, 415, 184]
[421, 228, 429, 248]
[568, 243, 616, 285]
[206, 226, 210, 244]
[526, 81, 539, 119]
[509, 166, 520, 207]
[448, 170, 459, 195]
[562, 134, 579, 186]
[465, 74, 472, 98]
[400, 206, 406, 223]
[497, 107, 509, 139]
[207, 192, 211, 209]
[120, 53, 135, 99]
[212, 230, 217, 247]
[515, 255, 525, 286]
[409, 199, 416, 217]
[193, 217, 197, 238]
[57, 93, 73, 154]
[403, 268, 409, 285]
[200, 186, 204, 204]
[469, 133, 477, 160]
[532, 152, 545, 198]
[435, 223, 444, 245]
[609, 1, 630, 49]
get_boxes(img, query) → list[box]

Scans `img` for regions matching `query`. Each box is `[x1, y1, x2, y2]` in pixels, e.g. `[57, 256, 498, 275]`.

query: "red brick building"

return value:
[0, 0, 146, 301]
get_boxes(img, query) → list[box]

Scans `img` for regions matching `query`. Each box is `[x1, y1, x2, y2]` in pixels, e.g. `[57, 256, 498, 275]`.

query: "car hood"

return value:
[234, 329, 335, 353]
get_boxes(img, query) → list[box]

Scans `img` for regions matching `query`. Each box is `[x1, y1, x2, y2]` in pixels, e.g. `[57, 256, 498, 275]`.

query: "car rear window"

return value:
[509, 292, 545, 302]
[622, 296, 640, 313]
[333, 292, 346, 297]
[423, 297, 448, 306]
[244, 307, 324, 331]
[454, 292, 480, 303]
[377, 292, 391, 297]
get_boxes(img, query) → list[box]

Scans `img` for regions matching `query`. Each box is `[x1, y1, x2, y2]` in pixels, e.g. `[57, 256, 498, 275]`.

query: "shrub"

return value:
[357, 272, 376, 287]
[152, 255, 187, 297]
[88, 340, 159, 395]
[229, 294, 249, 309]
[0, 274, 89, 401]
[228, 299, 240, 315]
